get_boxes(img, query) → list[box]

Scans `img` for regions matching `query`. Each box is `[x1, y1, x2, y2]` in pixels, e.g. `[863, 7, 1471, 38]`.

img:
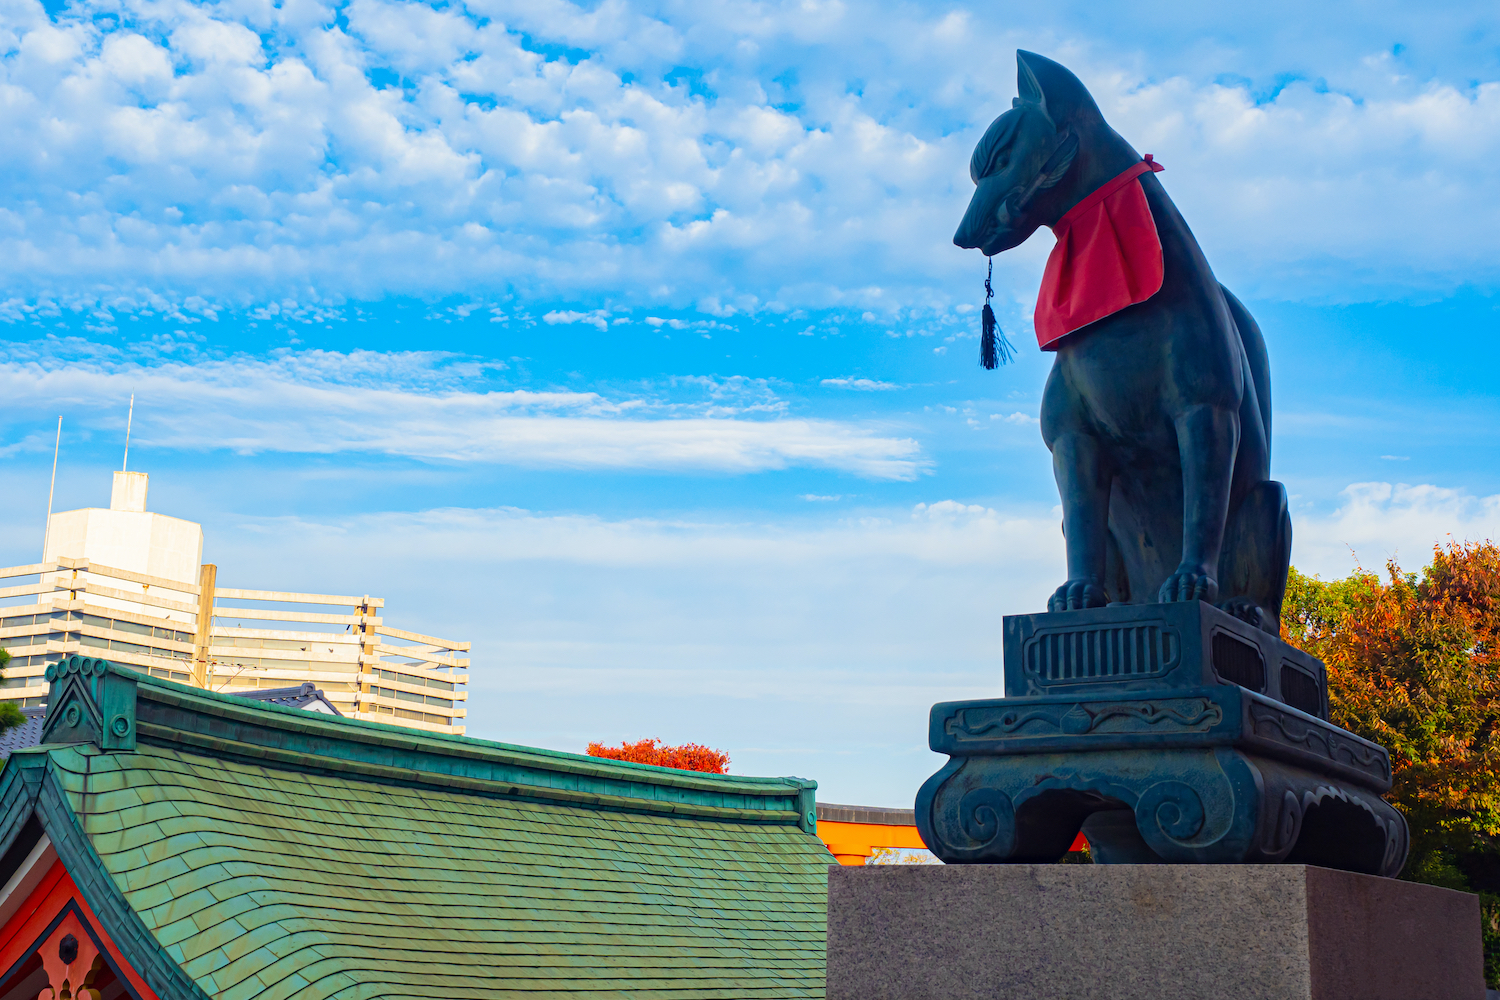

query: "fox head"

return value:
[954, 51, 1136, 256]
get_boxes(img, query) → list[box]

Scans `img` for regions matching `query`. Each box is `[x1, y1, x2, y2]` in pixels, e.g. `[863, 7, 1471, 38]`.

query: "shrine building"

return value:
[0, 656, 831, 998]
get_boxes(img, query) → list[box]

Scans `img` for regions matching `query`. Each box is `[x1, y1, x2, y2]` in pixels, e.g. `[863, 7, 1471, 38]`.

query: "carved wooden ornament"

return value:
[35, 913, 103, 1000]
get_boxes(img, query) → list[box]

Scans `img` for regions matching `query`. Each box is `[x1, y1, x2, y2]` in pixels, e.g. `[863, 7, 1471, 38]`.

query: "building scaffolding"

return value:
[0, 558, 469, 734]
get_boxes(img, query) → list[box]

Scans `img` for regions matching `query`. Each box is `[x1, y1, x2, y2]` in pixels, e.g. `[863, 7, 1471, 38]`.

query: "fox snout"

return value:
[955, 178, 1024, 255]
[954, 186, 1002, 250]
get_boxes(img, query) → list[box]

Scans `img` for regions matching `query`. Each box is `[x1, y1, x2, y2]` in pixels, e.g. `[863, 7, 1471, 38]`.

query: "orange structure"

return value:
[816, 803, 928, 865]
[816, 802, 1087, 864]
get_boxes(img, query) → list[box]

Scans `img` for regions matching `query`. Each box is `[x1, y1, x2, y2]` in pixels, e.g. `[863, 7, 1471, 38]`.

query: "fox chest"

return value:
[1044, 316, 1242, 452]
[1045, 337, 1179, 446]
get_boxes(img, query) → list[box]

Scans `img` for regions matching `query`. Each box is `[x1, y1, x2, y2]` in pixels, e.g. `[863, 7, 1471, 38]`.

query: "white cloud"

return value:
[1292, 482, 1500, 578]
[1103, 74, 1500, 300]
[0, 0, 1494, 314]
[542, 309, 611, 331]
[821, 377, 902, 390]
[0, 352, 928, 478]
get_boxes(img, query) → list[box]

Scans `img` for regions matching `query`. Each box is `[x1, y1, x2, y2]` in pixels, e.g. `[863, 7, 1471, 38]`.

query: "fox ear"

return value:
[1016, 50, 1105, 126]
[1017, 52, 1047, 112]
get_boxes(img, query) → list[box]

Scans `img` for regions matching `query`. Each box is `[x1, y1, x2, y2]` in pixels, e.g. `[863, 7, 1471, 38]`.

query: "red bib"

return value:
[1034, 156, 1165, 350]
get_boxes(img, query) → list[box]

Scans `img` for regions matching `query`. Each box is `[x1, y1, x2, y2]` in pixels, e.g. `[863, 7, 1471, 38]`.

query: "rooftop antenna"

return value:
[42, 416, 61, 562]
[122, 392, 134, 472]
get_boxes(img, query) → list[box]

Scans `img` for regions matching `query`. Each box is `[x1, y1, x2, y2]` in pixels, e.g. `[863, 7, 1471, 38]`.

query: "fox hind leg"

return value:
[1104, 523, 1130, 604]
[1216, 480, 1292, 633]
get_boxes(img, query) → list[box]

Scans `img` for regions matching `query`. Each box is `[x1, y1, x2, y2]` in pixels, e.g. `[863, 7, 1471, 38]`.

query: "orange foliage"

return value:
[586, 737, 731, 774]
[1281, 540, 1500, 863]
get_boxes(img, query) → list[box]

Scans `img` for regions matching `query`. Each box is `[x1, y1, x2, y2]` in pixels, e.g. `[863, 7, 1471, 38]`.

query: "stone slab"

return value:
[827, 864, 1484, 1000]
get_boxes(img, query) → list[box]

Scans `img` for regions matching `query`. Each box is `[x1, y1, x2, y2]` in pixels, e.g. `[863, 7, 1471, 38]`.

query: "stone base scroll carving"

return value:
[916, 603, 1408, 877]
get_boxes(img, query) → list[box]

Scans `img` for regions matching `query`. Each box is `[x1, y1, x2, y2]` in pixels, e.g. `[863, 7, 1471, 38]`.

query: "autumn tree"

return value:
[1282, 540, 1500, 982]
[586, 737, 730, 774]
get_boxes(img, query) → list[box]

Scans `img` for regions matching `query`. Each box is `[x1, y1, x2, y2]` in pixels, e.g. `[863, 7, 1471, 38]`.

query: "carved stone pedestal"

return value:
[916, 602, 1407, 874]
[826, 864, 1485, 1000]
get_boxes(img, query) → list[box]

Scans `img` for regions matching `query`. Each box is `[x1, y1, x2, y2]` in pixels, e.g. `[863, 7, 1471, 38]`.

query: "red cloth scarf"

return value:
[1034, 155, 1165, 350]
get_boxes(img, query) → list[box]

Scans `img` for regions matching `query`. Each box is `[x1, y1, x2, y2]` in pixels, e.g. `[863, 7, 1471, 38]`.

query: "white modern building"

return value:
[0, 471, 469, 734]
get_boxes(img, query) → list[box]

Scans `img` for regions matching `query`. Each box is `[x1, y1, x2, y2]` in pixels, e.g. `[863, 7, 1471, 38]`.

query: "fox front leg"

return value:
[1160, 404, 1239, 604]
[1049, 430, 1112, 611]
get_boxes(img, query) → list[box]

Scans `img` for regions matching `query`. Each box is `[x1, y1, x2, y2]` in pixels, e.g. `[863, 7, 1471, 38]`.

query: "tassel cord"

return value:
[979, 257, 1016, 369]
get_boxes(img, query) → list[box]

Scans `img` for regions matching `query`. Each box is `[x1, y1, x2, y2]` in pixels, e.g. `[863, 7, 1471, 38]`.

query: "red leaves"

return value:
[585, 737, 731, 774]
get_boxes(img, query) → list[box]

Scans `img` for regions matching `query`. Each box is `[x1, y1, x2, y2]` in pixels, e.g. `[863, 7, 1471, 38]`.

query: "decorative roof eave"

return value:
[0, 748, 212, 1000]
[41, 657, 819, 832]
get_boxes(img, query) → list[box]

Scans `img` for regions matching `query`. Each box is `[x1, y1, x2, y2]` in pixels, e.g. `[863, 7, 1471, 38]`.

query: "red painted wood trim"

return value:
[0, 860, 66, 963]
[0, 861, 162, 1000]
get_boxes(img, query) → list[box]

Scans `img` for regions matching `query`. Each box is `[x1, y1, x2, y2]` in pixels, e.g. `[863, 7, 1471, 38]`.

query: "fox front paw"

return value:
[1158, 566, 1218, 604]
[1048, 579, 1109, 612]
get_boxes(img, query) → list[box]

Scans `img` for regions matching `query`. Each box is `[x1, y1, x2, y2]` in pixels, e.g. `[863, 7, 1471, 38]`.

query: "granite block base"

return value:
[827, 864, 1484, 1000]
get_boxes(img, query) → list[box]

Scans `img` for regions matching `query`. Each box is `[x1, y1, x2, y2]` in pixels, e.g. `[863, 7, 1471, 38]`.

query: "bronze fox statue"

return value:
[955, 51, 1291, 632]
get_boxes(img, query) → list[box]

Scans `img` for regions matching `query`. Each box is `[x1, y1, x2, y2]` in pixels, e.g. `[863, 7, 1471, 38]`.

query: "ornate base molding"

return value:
[918, 603, 1408, 876]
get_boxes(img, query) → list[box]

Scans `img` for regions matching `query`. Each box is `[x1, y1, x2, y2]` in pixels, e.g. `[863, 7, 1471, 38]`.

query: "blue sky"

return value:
[2, 0, 1499, 805]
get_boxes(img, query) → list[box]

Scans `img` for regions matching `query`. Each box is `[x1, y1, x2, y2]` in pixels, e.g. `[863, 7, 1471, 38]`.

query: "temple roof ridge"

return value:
[0, 657, 832, 998]
[35, 654, 817, 827]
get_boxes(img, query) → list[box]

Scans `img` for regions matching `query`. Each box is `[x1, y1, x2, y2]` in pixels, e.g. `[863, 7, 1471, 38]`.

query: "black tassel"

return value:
[978, 257, 1016, 369]
[981, 302, 998, 370]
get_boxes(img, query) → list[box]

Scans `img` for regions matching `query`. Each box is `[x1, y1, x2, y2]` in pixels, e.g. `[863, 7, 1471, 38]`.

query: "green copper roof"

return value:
[0, 658, 832, 998]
